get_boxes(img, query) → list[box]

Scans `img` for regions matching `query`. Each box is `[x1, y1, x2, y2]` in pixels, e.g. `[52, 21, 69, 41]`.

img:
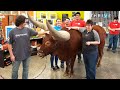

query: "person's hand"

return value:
[86, 41, 91, 45]
[10, 55, 15, 62]
[66, 27, 71, 30]
[44, 31, 49, 34]
[111, 29, 115, 31]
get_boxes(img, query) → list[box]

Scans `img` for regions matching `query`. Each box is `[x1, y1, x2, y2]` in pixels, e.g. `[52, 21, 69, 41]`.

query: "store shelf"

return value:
[0, 49, 12, 68]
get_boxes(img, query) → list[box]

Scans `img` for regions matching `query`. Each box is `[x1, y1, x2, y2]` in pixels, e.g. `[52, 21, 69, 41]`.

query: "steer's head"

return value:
[38, 33, 57, 57]
[27, 11, 70, 58]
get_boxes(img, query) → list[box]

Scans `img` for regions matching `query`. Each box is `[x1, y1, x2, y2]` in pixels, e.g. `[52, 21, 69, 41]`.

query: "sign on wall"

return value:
[5, 26, 15, 39]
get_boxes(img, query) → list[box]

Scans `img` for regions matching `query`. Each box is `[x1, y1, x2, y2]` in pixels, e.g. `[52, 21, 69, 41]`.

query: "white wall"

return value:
[34, 11, 36, 20]
[118, 11, 120, 22]
[84, 11, 92, 22]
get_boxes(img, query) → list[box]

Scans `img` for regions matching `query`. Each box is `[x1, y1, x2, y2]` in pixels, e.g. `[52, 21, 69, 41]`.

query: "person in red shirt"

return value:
[61, 18, 71, 28]
[107, 16, 120, 53]
[70, 12, 86, 63]
[70, 12, 86, 27]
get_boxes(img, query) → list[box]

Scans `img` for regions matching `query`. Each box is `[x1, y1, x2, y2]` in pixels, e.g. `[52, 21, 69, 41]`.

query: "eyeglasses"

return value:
[86, 24, 92, 26]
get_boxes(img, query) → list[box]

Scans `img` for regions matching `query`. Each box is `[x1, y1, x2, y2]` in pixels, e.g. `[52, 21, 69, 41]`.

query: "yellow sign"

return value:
[36, 11, 84, 21]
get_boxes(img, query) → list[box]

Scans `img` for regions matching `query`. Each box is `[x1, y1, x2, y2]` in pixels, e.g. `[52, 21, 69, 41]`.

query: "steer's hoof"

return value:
[97, 64, 101, 68]
[63, 72, 69, 77]
[69, 73, 74, 78]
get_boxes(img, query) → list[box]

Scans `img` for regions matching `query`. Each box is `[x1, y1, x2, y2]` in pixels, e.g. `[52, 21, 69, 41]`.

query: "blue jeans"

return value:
[119, 34, 120, 45]
[77, 51, 82, 60]
[108, 34, 119, 50]
[50, 54, 58, 67]
[61, 60, 64, 65]
[12, 57, 31, 79]
[83, 50, 98, 79]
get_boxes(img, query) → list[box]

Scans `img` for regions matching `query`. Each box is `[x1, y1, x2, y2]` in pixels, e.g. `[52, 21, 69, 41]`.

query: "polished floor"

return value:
[0, 47, 120, 79]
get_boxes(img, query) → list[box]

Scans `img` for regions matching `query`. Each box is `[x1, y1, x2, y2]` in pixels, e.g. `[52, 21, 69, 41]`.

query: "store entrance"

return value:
[91, 11, 119, 27]
[62, 14, 68, 22]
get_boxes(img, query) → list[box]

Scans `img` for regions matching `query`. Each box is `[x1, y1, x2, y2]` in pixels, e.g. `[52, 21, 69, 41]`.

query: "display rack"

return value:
[0, 50, 4, 68]
[0, 18, 2, 30]
[3, 50, 11, 66]
[0, 49, 11, 68]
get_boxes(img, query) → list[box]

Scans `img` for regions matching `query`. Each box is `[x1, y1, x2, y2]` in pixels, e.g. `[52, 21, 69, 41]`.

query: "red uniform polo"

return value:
[70, 19, 86, 27]
[61, 22, 70, 28]
[109, 21, 120, 35]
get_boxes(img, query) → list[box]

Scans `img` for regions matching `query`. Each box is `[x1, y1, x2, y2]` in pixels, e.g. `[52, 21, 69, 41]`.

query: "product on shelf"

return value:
[4, 57, 12, 66]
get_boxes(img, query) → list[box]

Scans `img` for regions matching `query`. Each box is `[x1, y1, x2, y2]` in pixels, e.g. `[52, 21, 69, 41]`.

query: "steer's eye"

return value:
[45, 41, 51, 47]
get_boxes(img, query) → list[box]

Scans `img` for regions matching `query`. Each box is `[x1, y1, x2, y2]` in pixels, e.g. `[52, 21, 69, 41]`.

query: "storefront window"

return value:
[91, 11, 119, 47]
[91, 11, 119, 27]
[0, 11, 11, 14]
[12, 11, 18, 15]
[20, 11, 26, 14]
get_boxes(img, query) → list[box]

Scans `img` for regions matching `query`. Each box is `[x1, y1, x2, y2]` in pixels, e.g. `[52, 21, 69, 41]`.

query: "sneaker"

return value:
[55, 65, 60, 69]
[60, 64, 64, 68]
[112, 50, 116, 53]
[51, 66, 56, 71]
[107, 48, 111, 51]
[78, 58, 82, 63]
[82, 77, 87, 79]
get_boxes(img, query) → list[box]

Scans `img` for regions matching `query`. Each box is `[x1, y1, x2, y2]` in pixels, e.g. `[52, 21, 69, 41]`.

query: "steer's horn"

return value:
[27, 12, 48, 31]
[46, 20, 70, 41]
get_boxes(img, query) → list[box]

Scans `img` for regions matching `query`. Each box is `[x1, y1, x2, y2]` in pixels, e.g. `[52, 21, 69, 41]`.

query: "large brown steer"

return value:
[39, 29, 82, 77]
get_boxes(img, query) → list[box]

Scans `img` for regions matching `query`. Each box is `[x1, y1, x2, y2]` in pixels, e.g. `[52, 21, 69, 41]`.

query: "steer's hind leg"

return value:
[69, 56, 76, 78]
[63, 60, 70, 77]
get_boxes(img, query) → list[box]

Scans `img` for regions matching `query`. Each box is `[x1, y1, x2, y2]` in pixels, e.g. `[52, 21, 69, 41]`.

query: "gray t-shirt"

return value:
[78, 28, 100, 42]
[9, 27, 38, 60]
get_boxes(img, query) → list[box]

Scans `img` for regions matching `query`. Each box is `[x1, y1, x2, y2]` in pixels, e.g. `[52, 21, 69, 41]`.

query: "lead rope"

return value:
[0, 75, 4, 79]
[0, 56, 47, 79]
[32, 56, 47, 79]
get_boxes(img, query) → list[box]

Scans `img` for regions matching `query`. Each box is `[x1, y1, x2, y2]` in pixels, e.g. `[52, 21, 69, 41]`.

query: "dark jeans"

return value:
[108, 34, 119, 50]
[61, 60, 64, 65]
[78, 52, 81, 60]
[50, 54, 58, 67]
[119, 34, 120, 44]
[50, 54, 64, 67]
[83, 50, 98, 79]
[77, 51, 82, 62]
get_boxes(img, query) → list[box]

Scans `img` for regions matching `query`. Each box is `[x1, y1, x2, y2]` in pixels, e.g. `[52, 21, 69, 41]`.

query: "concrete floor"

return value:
[33, 48, 120, 79]
[1, 47, 120, 79]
